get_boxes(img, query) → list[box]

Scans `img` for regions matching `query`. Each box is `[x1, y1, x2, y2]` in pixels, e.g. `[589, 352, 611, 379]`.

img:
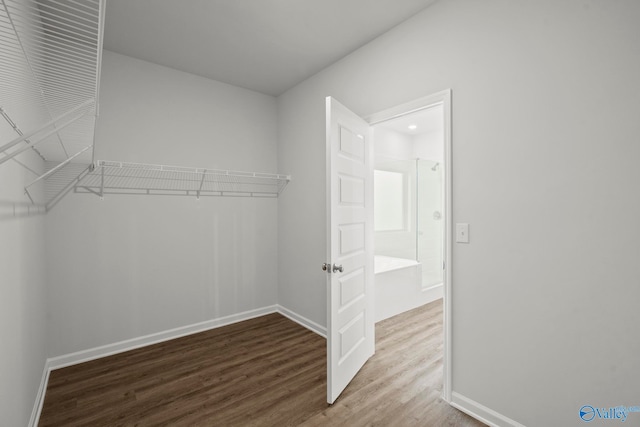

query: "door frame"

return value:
[366, 89, 453, 402]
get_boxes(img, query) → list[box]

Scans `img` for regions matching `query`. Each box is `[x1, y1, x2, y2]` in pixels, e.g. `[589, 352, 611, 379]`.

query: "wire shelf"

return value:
[75, 160, 291, 198]
[1, 2, 291, 210]
[1, 0, 104, 213]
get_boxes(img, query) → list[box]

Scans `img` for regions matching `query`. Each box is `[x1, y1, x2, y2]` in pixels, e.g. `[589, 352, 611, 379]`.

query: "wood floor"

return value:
[39, 300, 485, 426]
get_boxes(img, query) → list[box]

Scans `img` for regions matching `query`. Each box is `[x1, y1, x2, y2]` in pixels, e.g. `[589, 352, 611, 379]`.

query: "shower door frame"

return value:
[367, 89, 453, 402]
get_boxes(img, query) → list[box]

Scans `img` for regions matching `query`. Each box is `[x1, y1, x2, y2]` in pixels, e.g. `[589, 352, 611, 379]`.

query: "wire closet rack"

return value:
[1, 0, 291, 218]
[1, 0, 104, 215]
[76, 161, 291, 199]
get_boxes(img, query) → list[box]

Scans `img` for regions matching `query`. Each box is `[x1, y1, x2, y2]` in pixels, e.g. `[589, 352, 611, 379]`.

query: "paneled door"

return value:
[325, 97, 374, 404]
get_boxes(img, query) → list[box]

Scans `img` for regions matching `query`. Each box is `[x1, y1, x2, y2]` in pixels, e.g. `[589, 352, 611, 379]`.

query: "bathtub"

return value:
[374, 255, 442, 322]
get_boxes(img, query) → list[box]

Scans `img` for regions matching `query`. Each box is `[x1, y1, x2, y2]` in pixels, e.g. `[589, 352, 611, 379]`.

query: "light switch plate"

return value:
[456, 223, 469, 243]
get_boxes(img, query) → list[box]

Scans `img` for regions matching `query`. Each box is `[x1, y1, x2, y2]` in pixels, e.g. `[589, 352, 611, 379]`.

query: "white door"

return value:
[325, 97, 374, 404]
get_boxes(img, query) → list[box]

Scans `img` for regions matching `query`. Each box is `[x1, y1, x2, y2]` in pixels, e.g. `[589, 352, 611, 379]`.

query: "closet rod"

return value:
[0, 201, 46, 219]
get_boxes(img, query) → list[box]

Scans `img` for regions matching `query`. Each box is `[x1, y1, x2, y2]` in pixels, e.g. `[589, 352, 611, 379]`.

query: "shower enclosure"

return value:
[416, 159, 443, 288]
[374, 158, 443, 289]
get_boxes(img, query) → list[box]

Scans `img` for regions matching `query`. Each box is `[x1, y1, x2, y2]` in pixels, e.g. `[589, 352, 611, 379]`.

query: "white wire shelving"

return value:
[1, 1, 290, 215]
[1, 0, 104, 214]
[75, 160, 291, 199]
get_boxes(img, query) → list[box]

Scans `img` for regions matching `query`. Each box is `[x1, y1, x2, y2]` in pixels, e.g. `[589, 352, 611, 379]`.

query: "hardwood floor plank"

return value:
[39, 301, 485, 426]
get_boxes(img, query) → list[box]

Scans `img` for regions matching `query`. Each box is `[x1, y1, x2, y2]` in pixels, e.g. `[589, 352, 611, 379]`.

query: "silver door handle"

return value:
[332, 264, 343, 273]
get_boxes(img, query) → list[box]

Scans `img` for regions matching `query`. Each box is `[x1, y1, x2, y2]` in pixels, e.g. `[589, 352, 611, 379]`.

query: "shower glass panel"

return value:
[416, 159, 443, 289]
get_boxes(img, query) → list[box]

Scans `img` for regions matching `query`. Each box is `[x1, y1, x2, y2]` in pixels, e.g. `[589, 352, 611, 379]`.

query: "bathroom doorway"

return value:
[367, 90, 452, 400]
[372, 106, 444, 321]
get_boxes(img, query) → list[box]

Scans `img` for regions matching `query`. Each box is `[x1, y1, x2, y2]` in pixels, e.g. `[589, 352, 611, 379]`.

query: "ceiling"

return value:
[103, 0, 438, 96]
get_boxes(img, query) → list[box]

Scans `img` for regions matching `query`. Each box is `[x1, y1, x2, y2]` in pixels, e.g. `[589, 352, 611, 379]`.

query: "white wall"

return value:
[0, 122, 47, 424]
[374, 127, 415, 163]
[277, 1, 640, 426]
[413, 130, 443, 163]
[45, 51, 279, 357]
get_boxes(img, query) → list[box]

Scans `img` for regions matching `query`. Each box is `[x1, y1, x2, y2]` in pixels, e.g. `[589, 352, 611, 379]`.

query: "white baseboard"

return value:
[277, 304, 327, 338]
[29, 359, 52, 427]
[30, 304, 325, 426]
[451, 392, 526, 427]
[422, 282, 444, 296]
[47, 305, 279, 370]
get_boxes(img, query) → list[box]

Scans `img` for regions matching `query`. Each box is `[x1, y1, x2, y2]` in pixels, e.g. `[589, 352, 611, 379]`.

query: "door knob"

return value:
[332, 264, 343, 273]
[322, 263, 329, 271]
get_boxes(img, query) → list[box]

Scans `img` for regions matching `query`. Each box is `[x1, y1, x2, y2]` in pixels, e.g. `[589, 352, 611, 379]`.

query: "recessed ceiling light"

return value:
[408, 124, 417, 130]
